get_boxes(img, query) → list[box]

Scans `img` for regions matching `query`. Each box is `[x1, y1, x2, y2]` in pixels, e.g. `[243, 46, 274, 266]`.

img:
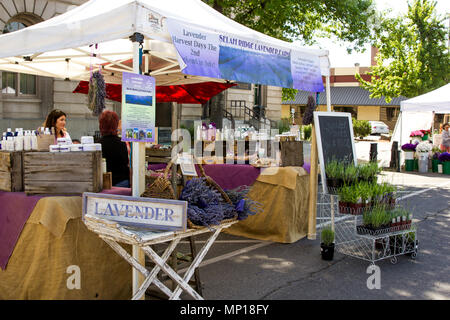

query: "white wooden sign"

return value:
[177, 153, 198, 176]
[82, 193, 187, 231]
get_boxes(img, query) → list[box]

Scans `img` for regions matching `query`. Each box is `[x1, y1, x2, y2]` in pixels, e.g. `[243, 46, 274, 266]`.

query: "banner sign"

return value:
[121, 72, 156, 142]
[82, 192, 187, 231]
[167, 19, 324, 92]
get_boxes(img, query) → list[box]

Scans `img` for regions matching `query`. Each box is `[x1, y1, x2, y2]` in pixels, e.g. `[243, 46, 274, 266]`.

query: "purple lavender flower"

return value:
[432, 152, 441, 160]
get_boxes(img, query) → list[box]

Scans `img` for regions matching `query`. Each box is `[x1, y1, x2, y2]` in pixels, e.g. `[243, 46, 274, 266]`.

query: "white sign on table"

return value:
[82, 193, 187, 231]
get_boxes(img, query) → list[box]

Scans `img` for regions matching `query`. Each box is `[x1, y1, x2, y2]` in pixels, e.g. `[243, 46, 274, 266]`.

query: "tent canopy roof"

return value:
[400, 83, 450, 113]
[0, 0, 330, 86]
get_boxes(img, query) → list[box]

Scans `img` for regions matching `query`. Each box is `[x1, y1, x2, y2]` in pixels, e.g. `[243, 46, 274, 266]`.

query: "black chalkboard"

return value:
[314, 112, 356, 192]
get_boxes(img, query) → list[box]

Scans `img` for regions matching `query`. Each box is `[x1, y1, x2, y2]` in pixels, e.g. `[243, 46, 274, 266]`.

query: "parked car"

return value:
[368, 121, 389, 135]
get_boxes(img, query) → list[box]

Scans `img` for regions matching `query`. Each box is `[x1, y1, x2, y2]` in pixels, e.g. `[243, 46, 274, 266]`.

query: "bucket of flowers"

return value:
[401, 143, 417, 171]
[416, 141, 432, 172]
[431, 147, 441, 173]
[438, 152, 450, 175]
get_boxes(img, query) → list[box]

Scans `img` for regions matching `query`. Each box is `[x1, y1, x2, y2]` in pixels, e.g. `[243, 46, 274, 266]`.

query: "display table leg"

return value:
[133, 238, 181, 300]
[142, 245, 204, 300]
[101, 237, 174, 300]
[169, 226, 223, 300]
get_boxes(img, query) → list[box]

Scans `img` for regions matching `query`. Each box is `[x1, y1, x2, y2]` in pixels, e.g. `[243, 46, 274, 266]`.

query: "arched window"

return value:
[1, 14, 43, 96]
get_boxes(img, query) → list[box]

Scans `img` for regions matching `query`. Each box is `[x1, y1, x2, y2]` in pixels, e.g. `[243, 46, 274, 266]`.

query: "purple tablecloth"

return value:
[100, 187, 132, 196]
[195, 164, 261, 190]
[0, 187, 132, 270]
[0, 191, 43, 270]
[149, 163, 311, 190]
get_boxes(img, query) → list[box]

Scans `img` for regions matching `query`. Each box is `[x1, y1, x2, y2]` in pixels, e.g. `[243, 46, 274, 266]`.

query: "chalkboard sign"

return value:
[313, 112, 357, 193]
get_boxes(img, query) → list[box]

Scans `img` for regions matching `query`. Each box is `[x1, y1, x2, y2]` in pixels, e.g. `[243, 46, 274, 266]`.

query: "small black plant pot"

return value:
[321, 242, 335, 261]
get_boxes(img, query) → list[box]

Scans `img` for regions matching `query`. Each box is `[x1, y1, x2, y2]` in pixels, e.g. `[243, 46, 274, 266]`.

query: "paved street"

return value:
[172, 171, 450, 300]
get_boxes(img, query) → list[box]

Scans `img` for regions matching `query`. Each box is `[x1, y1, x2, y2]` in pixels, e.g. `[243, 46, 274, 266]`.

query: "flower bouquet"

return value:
[420, 129, 431, 140]
[401, 143, 417, 151]
[416, 141, 432, 153]
[410, 130, 424, 144]
[410, 130, 424, 138]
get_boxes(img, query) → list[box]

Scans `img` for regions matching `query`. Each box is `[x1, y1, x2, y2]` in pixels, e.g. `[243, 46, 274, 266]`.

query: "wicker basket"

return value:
[141, 161, 177, 200]
[141, 160, 237, 229]
[187, 162, 237, 229]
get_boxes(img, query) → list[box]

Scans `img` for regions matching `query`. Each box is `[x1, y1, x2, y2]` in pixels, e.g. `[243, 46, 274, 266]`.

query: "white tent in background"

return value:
[392, 83, 450, 160]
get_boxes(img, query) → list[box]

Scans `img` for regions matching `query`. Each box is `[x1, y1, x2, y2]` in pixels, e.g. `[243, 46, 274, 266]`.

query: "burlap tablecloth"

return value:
[0, 196, 132, 300]
[224, 166, 310, 243]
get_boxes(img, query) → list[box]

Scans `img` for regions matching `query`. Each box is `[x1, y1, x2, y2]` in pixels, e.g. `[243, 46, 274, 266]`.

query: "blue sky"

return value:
[309, 0, 450, 68]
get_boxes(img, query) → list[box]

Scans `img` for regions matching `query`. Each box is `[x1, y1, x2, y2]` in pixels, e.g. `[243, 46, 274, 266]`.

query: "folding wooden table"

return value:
[83, 214, 237, 300]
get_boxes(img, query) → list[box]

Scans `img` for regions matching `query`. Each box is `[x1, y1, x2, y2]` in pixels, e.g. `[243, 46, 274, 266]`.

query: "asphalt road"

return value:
[169, 171, 450, 300]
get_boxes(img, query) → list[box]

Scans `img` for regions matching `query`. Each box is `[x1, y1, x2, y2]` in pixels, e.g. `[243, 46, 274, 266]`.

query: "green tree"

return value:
[203, 0, 375, 47]
[202, 0, 377, 101]
[356, 0, 450, 103]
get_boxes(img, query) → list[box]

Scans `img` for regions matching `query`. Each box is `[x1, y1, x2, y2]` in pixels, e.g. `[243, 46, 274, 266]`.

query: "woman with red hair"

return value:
[99, 110, 130, 187]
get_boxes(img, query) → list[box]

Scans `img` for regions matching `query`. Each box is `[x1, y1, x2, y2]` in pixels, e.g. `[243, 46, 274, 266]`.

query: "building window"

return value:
[385, 107, 399, 121]
[334, 106, 357, 118]
[1, 17, 39, 96]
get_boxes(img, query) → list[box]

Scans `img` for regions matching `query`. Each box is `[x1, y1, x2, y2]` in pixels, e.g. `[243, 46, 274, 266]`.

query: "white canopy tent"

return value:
[0, 0, 330, 85]
[0, 0, 331, 296]
[392, 83, 450, 162]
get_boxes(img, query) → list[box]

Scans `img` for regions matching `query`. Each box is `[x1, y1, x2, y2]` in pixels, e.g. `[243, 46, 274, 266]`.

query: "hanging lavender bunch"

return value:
[93, 71, 106, 116]
[302, 95, 316, 125]
[88, 71, 106, 116]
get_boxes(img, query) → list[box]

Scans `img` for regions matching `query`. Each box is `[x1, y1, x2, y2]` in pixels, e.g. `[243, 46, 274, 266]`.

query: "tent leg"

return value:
[326, 75, 331, 112]
[131, 33, 146, 299]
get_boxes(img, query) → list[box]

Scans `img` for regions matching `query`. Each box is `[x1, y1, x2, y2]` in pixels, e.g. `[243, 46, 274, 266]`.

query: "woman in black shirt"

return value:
[99, 110, 130, 187]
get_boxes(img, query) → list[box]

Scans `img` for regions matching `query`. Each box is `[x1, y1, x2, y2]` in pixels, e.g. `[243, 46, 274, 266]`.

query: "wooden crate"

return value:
[0, 151, 24, 192]
[146, 147, 172, 163]
[280, 141, 304, 167]
[23, 151, 103, 195]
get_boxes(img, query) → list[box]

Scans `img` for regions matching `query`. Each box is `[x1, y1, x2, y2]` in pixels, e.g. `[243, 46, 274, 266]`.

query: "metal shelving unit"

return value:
[317, 192, 418, 265]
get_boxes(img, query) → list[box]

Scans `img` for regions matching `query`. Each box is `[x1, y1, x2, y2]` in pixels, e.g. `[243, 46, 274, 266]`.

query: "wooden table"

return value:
[83, 214, 237, 300]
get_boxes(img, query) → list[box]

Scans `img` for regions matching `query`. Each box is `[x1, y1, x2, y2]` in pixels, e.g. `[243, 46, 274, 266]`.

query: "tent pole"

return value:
[326, 75, 331, 112]
[131, 33, 146, 299]
[308, 123, 318, 240]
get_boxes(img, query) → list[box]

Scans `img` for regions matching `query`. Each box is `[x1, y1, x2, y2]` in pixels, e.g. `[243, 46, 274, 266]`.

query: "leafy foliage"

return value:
[356, 0, 450, 103]
[202, 0, 375, 49]
[352, 118, 371, 139]
[204, 1, 376, 101]
[277, 117, 291, 134]
[321, 226, 335, 246]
